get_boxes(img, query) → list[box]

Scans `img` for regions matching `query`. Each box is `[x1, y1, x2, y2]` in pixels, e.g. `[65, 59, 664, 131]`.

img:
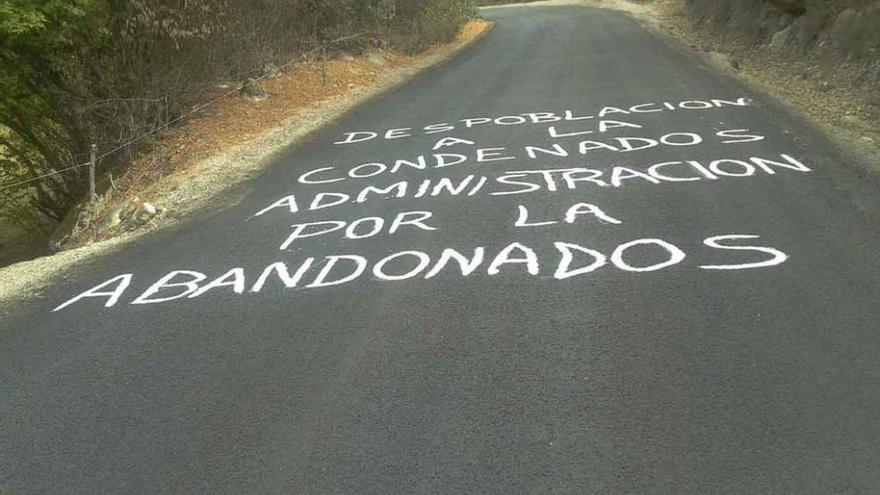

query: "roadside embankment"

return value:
[0, 20, 493, 312]
[677, 0, 880, 153]
[544, 0, 880, 175]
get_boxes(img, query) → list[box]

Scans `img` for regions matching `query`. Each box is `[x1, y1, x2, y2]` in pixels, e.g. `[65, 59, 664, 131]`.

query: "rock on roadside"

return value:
[705, 51, 740, 72]
[240, 78, 268, 102]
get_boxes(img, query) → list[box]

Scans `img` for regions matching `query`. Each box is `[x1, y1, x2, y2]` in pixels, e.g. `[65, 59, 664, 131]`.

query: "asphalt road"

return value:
[3, 4, 880, 494]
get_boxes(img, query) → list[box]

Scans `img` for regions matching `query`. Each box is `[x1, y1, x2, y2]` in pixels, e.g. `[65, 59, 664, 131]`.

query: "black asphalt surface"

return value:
[3, 5, 880, 494]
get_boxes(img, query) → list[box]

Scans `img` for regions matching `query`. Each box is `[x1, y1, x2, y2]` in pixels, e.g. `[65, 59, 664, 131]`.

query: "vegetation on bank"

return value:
[685, 0, 880, 65]
[477, 0, 541, 5]
[0, 0, 477, 243]
[684, 0, 880, 117]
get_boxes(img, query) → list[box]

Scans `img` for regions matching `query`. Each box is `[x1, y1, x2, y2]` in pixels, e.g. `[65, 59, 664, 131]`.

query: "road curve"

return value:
[3, 5, 880, 494]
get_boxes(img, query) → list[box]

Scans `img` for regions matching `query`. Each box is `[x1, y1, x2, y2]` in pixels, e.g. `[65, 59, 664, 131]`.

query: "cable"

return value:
[0, 161, 91, 192]
[0, 32, 371, 194]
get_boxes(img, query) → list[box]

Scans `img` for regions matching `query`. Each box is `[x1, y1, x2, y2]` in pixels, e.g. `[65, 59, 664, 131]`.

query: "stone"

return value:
[769, 25, 792, 51]
[48, 204, 85, 252]
[140, 202, 158, 217]
[706, 52, 739, 72]
[366, 50, 388, 67]
[240, 78, 268, 102]
[124, 201, 161, 228]
[134, 202, 160, 223]
[97, 206, 123, 234]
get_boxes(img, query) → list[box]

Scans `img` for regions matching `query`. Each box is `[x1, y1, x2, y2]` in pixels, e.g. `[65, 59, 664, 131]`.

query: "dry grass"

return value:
[0, 19, 493, 311]
[89, 20, 494, 240]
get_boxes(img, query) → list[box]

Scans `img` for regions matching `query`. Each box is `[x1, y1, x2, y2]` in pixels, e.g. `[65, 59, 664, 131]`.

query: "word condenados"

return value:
[302, 129, 765, 186]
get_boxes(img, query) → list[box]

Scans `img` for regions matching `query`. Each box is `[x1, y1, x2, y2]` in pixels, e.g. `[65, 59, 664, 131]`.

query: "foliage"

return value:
[476, 0, 536, 5]
[0, 0, 477, 235]
[0, 0, 97, 229]
[393, 0, 478, 52]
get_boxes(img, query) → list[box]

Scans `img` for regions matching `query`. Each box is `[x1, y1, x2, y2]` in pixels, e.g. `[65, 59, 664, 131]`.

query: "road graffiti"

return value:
[53, 95, 808, 312]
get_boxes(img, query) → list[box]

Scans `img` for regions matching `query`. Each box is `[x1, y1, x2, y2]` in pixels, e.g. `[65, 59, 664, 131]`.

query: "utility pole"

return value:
[89, 143, 97, 205]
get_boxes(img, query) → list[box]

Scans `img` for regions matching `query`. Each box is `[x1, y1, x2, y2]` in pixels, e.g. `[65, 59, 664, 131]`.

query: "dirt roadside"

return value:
[0, 20, 492, 313]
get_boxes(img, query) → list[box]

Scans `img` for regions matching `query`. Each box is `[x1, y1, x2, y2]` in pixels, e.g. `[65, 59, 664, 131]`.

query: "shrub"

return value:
[0, 0, 476, 235]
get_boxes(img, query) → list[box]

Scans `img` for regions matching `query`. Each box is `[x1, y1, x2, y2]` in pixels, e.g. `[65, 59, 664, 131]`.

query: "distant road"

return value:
[3, 4, 880, 494]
